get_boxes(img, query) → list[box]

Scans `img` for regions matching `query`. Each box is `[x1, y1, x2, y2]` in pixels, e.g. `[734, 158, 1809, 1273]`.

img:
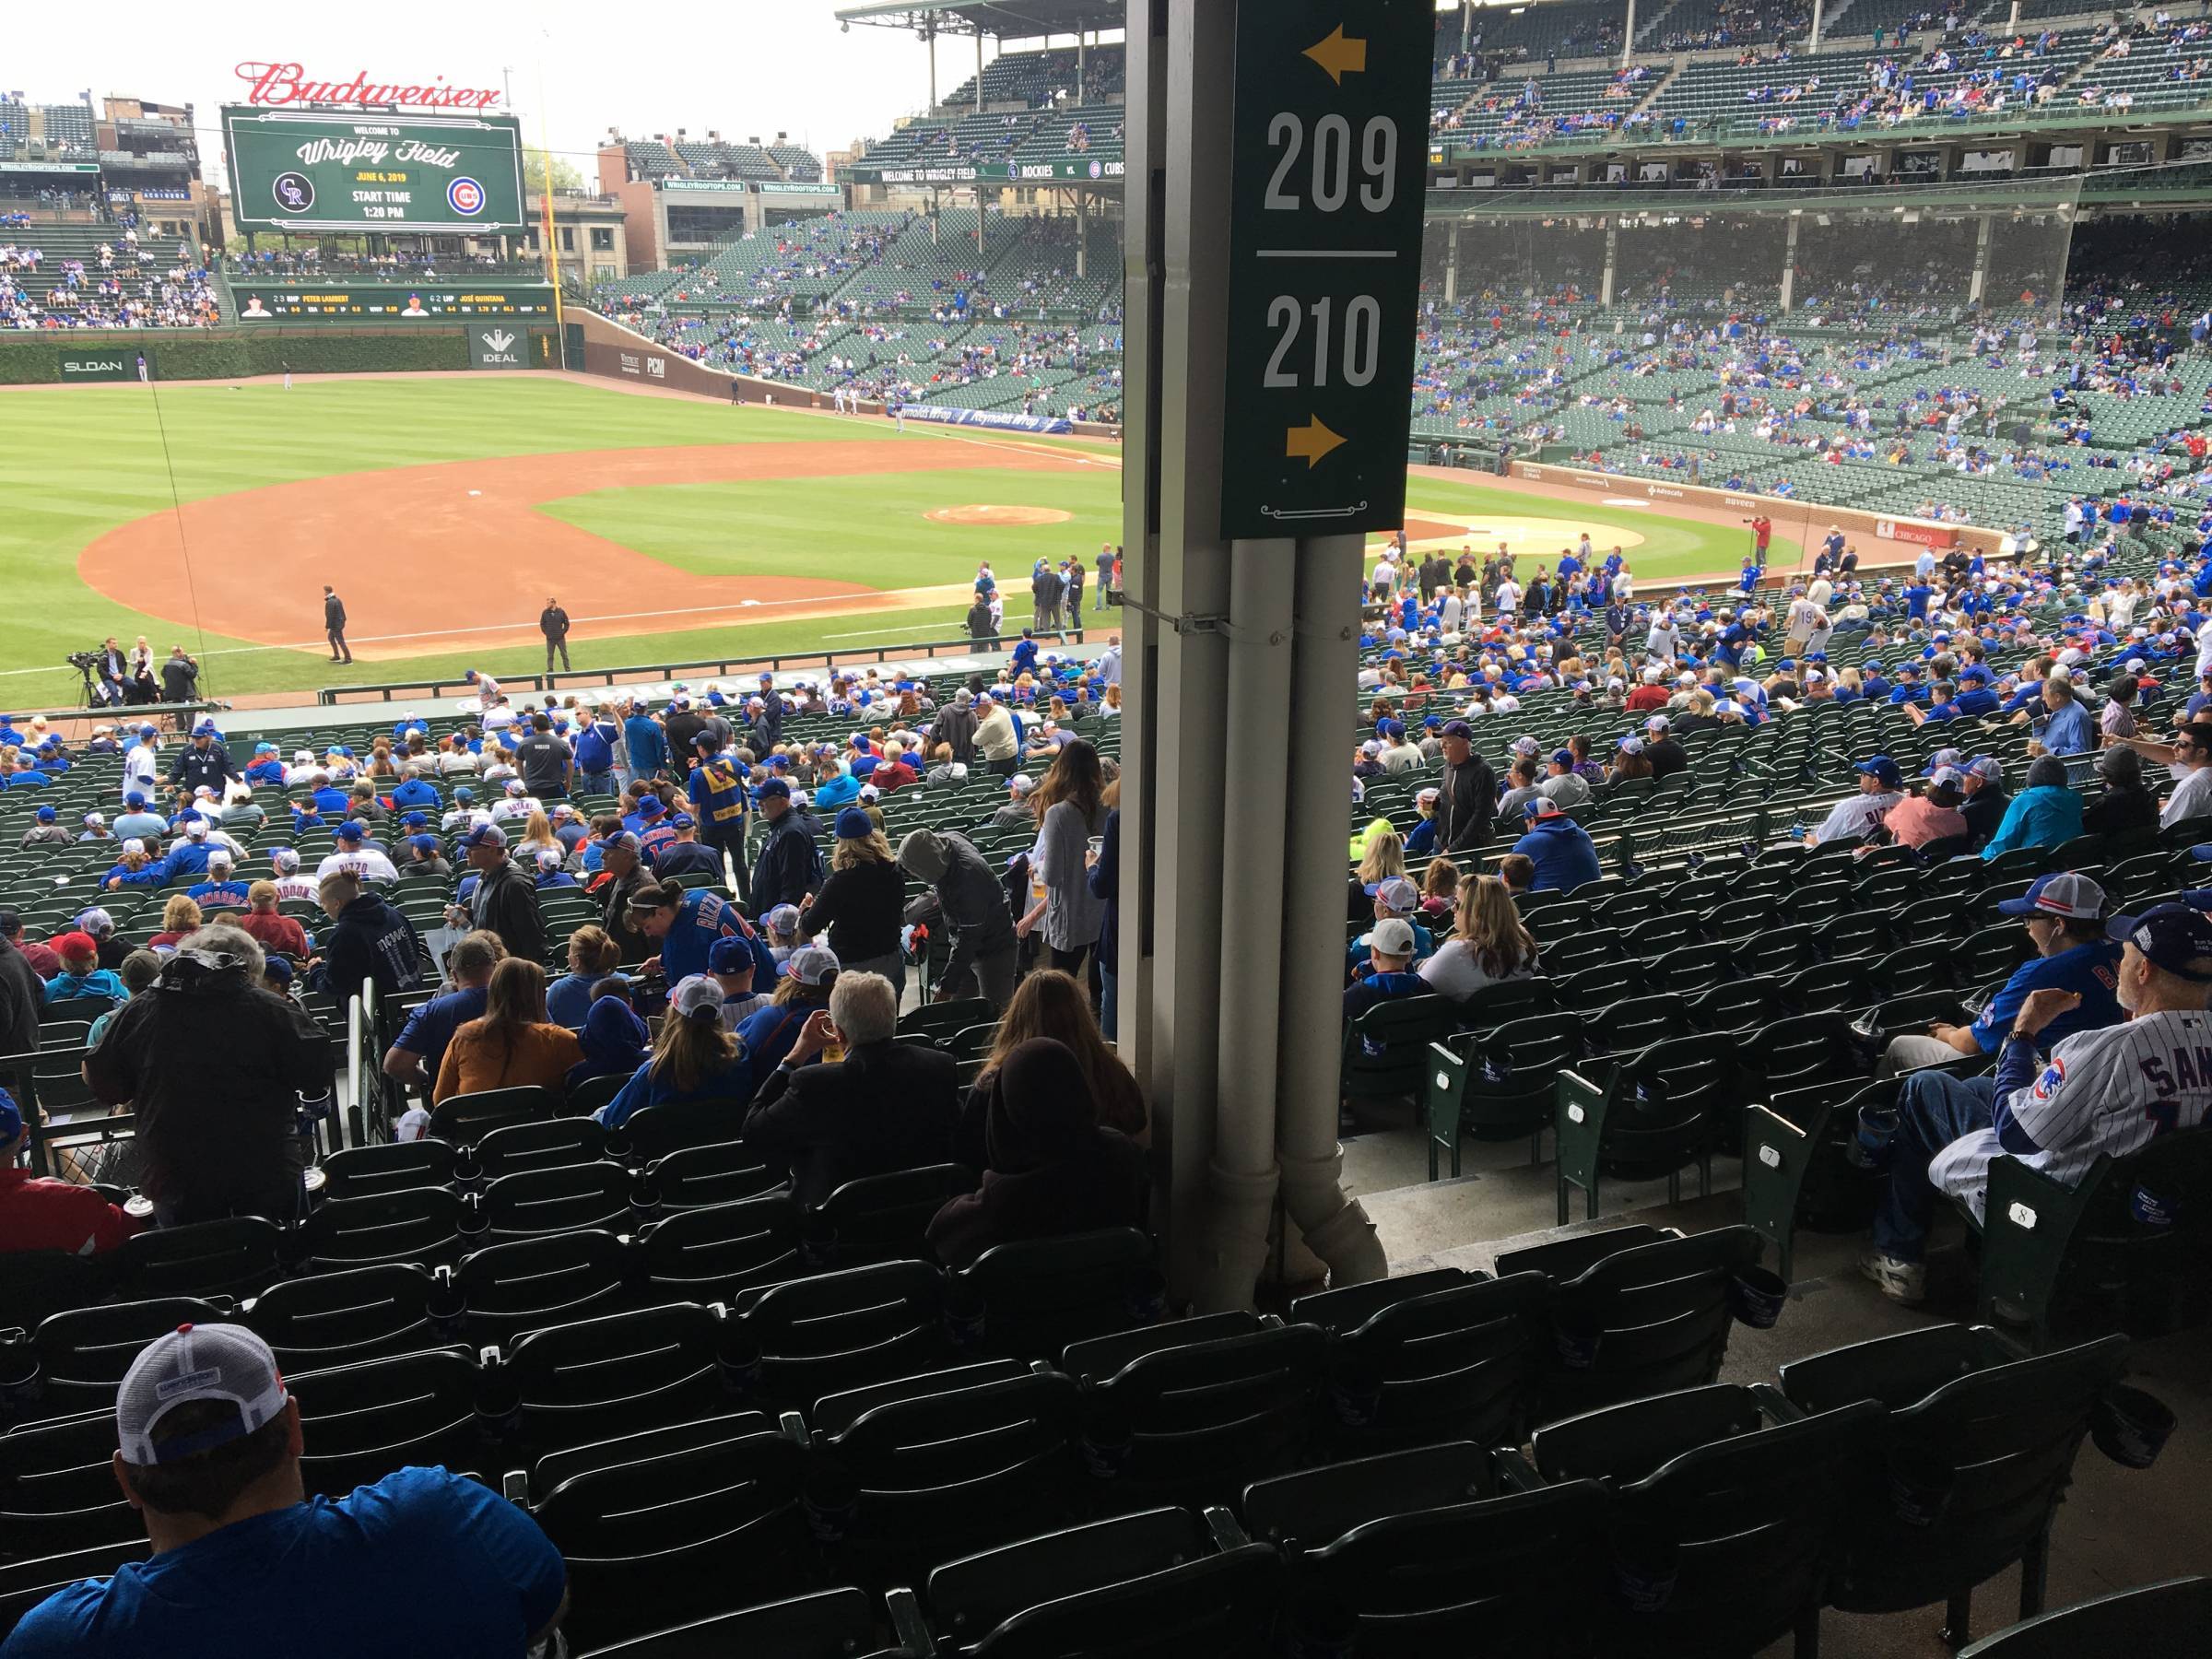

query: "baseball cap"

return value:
[183, 819, 209, 840]
[1374, 877, 1419, 912]
[783, 945, 841, 986]
[116, 1323, 288, 1466]
[1966, 757, 2005, 782]
[707, 935, 757, 974]
[335, 820, 365, 842]
[504, 779, 528, 796]
[1923, 747, 1965, 777]
[1927, 766, 1968, 792]
[453, 786, 475, 804]
[669, 813, 696, 830]
[1551, 748, 1575, 768]
[458, 822, 508, 852]
[82, 812, 104, 829]
[765, 903, 802, 935]
[1855, 756, 1903, 789]
[1371, 918, 1418, 957]
[671, 973, 726, 1023]
[406, 834, 439, 856]
[124, 792, 146, 808]
[34, 806, 53, 824]
[599, 830, 641, 859]
[1008, 773, 1036, 794]
[1645, 715, 1670, 734]
[535, 848, 565, 871]
[2112, 902, 2212, 981]
[1998, 871, 2107, 921]
[756, 778, 791, 801]
[1440, 719, 1474, 740]
[834, 807, 875, 840]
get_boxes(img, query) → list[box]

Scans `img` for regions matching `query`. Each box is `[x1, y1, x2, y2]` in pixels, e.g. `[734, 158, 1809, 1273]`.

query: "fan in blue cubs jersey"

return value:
[1865, 902, 2212, 1304]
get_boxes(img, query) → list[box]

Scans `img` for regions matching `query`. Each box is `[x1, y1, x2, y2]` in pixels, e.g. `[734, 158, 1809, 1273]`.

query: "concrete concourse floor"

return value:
[1329, 1112, 2212, 1657]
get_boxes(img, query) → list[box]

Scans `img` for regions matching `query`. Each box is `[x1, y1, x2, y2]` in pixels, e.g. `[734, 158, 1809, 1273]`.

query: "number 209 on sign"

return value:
[1260, 112, 1396, 392]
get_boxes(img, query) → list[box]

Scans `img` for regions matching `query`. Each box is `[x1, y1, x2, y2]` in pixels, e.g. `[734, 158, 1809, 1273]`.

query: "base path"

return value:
[77, 438, 1088, 659]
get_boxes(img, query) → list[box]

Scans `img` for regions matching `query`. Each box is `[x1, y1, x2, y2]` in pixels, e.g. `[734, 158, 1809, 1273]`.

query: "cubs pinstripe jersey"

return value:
[1933, 1010, 2212, 1218]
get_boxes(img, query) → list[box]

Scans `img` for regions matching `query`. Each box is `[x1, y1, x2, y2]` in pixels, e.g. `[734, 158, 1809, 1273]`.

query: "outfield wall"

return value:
[567, 308, 1124, 438]
[0, 324, 560, 386]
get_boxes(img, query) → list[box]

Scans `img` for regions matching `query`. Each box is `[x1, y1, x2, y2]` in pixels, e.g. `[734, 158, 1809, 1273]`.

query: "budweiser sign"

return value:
[234, 62, 502, 111]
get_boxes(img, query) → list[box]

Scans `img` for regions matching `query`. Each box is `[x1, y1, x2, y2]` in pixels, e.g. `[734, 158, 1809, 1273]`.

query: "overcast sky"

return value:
[7, 0, 1102, 184]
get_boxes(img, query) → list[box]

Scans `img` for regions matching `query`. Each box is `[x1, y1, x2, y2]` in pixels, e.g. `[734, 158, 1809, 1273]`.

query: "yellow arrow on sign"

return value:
[1286, 415, 1348, 467]
[1303, 25, 1368, 84]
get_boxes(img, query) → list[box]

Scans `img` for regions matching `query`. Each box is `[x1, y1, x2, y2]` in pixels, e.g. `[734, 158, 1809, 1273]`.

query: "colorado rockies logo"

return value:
[447, 176, 487, 216]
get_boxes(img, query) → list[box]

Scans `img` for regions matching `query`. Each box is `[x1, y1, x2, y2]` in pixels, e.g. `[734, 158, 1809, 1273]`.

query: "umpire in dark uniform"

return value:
[323, 586, 352, 664]
[540, 598, 572, 672]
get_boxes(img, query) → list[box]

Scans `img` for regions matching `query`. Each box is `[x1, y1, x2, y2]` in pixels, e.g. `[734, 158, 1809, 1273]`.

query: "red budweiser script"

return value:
[235, 63, 502, 111]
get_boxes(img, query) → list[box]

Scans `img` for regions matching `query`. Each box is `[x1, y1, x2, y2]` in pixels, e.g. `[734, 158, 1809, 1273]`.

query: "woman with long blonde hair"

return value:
[798, 808, 907, 995]
[515, 807, 559, 855]
[1418, 875, 1540, 1001]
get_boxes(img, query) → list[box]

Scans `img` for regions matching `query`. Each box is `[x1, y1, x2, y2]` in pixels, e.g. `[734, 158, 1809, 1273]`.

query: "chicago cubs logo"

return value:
[447, 176, 487, 216]
[2032, 1058, 2066, 1100]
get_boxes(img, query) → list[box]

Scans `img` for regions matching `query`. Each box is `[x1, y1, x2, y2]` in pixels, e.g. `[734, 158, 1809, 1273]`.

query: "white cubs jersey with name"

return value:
[1933, 1009, 2212, 1218]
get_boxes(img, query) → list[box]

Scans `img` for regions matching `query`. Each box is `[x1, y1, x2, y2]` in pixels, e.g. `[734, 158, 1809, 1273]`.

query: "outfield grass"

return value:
[0, 376, 1109, 706]
[0, 375, 1742, 711]
[541, 466, 1121, 585]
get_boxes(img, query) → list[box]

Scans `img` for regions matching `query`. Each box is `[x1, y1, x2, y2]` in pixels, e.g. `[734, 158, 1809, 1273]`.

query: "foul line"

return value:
[0, 584, 978, 678]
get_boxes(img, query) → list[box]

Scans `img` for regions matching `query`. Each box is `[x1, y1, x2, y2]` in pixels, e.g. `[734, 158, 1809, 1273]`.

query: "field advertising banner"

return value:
[224, 107, 525, 232]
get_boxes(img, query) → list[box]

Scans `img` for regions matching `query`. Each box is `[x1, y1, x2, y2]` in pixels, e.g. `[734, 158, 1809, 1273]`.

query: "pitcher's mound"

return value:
[928, 503, 1074, 526]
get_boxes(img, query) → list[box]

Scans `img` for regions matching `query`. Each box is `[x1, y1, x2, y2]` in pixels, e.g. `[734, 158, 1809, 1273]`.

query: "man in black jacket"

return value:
[927, 690, 979, 764]
[748, 780, 822, 912]
[309, 873, 425, 1002]
[0, 931, 43, 1063]
[594, 831, 653, 963]
[741, 971, 959, 1206]
[323, 586, 352, 664]
[84, 924, 331, 1225]
[159, 649, 201, 709]
[896, 826, 1018, 1008]
[455, 822, 545, 963]
[1432, 720, 1498, 855]
[539, 597, 571, 671]
[661, 697, 707, 763]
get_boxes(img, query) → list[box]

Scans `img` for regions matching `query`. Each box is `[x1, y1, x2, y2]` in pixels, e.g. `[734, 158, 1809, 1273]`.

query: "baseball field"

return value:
[0, 372, 1760, 710]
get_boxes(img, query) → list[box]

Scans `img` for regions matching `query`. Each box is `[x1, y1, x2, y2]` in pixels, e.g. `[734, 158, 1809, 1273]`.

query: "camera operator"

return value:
[159, 645, 201, 719]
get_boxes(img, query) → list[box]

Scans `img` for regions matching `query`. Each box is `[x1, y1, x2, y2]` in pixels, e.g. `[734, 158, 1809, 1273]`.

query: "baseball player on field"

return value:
[1864, 901, 2212, 1303]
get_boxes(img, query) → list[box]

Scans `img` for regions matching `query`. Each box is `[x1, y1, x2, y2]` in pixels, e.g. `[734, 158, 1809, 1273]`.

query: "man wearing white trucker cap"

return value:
[1873, 872, 2124, 1078]
[4, 1324, 565, 1657]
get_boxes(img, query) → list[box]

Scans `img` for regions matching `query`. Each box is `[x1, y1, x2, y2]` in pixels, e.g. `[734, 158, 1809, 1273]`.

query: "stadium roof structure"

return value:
[834, 0, 1125, 39]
